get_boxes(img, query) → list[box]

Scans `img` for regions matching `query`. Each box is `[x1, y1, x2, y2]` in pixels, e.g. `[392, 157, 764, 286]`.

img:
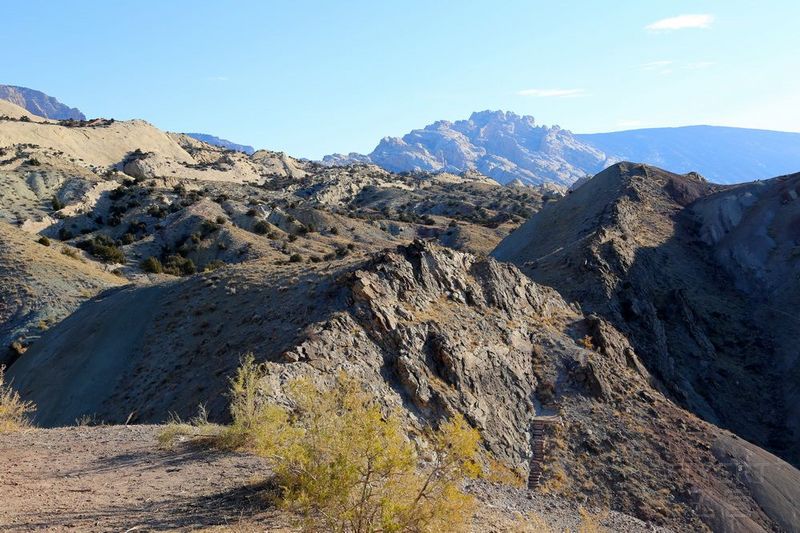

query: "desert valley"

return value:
[0, 79, 798, 533]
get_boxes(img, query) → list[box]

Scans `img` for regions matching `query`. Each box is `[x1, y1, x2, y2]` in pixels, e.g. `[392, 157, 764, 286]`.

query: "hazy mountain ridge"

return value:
[0, 84, 86, 120]
[325, 111, 800, 186]
[184, 132, 255, 154]
[578, 125, 800, 183]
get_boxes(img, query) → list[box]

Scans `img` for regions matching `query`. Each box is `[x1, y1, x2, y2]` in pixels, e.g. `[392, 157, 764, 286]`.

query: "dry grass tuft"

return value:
[0, 366, 35, 432]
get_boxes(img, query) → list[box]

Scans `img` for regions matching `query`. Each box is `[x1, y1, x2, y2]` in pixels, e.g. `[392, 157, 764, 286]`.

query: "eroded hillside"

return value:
[494, 163, 800, 469]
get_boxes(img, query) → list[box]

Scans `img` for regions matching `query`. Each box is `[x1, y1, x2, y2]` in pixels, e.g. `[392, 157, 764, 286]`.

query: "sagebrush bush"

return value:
[0, 366, 35, 433]
[253, 220, 270, 234]
[141, 256, 163, 273]
[222, 356, 480, 532]
[77, 235, 125, 264]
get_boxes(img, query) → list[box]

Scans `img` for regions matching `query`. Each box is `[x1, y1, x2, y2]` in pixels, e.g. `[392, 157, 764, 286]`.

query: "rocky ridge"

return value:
[494, 162, 800, 469]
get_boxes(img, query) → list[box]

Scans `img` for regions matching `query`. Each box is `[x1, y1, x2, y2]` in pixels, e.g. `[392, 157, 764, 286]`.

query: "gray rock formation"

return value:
[323, 111, 611, 186]
[10, 238, 798, 531]
[0, 85, 85, 120]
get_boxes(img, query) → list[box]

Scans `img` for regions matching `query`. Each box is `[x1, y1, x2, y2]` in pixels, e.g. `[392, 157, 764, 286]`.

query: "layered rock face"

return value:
[493, 162, 800, 468]
[0, 85, 86, 120]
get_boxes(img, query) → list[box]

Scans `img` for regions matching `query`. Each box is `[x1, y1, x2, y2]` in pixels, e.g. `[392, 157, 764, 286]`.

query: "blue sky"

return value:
[2, 1, 798, 158]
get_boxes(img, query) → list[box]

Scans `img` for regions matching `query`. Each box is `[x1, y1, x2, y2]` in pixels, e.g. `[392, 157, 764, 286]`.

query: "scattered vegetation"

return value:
[37, 236, 50, 246]
[0, 366, 35, 433]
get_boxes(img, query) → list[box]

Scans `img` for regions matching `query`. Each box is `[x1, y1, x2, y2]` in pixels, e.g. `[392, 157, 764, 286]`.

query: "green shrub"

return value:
[51, 196, 65, 211]
[289, 253, 302, 263]
[77, 235, 125, 264]
[37, 236, 50, 246]
[163, 255, 196, 276]
[203, 260, 225, 272]
[141, 256, 163, 273]
[253, 220, 270, 234]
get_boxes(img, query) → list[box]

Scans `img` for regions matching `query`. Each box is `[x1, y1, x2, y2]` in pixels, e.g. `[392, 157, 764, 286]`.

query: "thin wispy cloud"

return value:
[206, 76, 229, 82]
[639, 59, 715, 75]
[685, 61, 715, 70]
[641, 60, 674, 71]
[517, 88, 586, 98]
[645, 14, 714, 32]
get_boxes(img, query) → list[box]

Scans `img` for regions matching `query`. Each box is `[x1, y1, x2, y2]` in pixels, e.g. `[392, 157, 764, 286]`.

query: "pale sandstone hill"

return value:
[8, 241, 800, 531]
[493, 163, 800, 468]
[0, 99, 47, 121]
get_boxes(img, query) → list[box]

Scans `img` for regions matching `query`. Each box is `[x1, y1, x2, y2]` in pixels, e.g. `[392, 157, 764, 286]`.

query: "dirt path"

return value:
[0, 425, 288, 532]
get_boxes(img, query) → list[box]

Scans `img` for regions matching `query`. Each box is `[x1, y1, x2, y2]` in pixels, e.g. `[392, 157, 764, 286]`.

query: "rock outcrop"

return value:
[9, 239, 799, 531]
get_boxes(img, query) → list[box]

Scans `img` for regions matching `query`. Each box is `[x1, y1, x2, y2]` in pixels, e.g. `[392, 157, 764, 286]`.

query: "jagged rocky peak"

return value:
[0, 84, 86, 120]
[324, 110, 611, 187]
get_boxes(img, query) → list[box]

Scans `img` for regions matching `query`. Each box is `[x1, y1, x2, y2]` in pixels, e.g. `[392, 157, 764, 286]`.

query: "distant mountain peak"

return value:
[0, 84, 85, 120]
[323, 110, 608, 186]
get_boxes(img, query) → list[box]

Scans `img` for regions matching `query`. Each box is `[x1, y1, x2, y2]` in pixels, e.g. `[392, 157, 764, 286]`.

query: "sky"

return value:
[2, 1, 798, 159]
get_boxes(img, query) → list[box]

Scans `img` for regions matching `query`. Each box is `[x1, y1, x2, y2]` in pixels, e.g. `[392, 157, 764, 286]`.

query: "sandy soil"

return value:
[0, 425, 289, 532]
